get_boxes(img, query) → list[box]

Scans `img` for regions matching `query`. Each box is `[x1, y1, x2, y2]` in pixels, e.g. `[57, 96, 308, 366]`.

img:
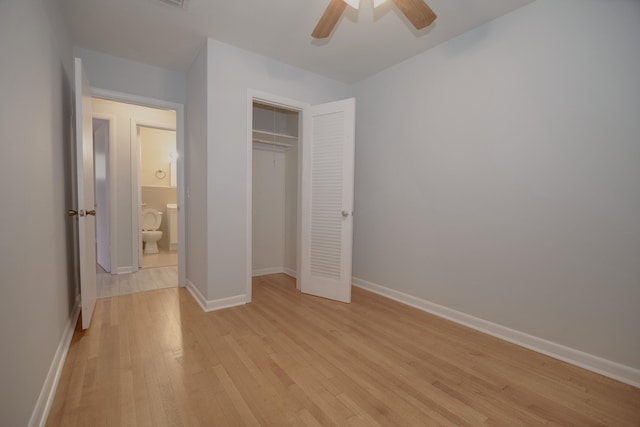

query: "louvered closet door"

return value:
[300, 98, 355, 303]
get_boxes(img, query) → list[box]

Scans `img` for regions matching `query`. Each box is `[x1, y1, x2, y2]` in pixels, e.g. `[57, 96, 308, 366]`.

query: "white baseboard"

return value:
[283, 267, 297, 278]
[252, 267, 297, 278]
[186, 280, 246, 312]
[116, 266, 135, 274]
[28, 296, 81, 427]
[252, 267, 284, 277]
[352, 276, 640, 388]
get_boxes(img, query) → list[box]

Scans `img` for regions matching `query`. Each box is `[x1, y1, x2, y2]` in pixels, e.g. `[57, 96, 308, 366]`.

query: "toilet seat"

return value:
[141, 208, 162, 230]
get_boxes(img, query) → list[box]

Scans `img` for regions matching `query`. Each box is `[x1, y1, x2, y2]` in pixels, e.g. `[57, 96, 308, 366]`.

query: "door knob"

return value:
[341, 210, 350, 217]
[67, 209, 78, 217]
[86, 209, 96, 216]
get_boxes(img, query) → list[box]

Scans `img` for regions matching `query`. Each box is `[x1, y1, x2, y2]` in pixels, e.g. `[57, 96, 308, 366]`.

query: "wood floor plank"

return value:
[47, 274, 640, 426]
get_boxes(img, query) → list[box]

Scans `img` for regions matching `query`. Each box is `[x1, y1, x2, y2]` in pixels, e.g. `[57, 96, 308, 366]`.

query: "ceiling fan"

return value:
[312, 0, 437, 38]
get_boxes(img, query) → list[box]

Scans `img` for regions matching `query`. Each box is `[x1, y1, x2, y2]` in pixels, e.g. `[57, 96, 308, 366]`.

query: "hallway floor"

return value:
[97, 265, 177, 298]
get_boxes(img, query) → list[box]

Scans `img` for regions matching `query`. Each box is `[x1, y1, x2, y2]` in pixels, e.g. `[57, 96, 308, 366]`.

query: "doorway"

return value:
[247, 91, 357, 304]
[137, 125, 178, 270]
[251, 101, 300, 279]
[89, 93, 185, 298]
[247, 92, 307, 302]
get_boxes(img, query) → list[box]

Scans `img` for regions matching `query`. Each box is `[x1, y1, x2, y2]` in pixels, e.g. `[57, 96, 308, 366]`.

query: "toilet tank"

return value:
[166, 204, 178, 251]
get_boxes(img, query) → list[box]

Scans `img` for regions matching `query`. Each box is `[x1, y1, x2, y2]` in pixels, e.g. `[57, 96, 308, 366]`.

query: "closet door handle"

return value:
[341, 210, 351, 217]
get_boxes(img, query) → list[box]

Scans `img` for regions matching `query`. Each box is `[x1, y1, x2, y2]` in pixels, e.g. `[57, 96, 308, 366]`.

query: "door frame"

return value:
[246, 89, 309, 302]
[92, 87, 186, 287]
[91, 114, 117, 274]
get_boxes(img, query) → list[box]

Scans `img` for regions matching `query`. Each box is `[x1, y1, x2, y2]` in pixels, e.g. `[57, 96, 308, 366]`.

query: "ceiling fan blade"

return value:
[391, 0, 437, 30]
[312, 0, 347, 38]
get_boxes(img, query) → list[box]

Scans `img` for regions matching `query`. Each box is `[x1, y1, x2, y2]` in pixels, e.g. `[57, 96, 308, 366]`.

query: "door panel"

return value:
[74, 57, 97, 329]
[300, 98, 355, 303]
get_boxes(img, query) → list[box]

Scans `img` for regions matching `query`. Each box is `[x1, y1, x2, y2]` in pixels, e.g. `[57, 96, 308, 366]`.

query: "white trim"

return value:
[131, 120, 141, 271]
[246, 90, 309, 304]
[91, 88, 180, 111]
[250, 267, 298, 278]
[28, 298, 81, 427]
[185, 279, 207, 310]
[90, 87, 187, 288]
[252, 267, 297, 278]
[283, 267, 297, 278]
[116, 266, 135, 274]
[186, 280, 246, 312]
[352, 277, 640, 388]
[252, 267, 284, 277]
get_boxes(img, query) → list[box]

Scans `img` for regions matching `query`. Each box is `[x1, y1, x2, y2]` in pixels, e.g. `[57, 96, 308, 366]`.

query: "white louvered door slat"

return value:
[300, 98, 355, 303]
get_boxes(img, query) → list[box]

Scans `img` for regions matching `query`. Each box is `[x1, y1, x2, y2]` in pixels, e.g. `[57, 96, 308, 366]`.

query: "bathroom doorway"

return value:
[137, 125, 178, 270]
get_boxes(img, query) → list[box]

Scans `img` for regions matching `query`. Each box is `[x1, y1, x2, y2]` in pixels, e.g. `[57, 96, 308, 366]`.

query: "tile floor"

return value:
[141, 250, 178, 269]
[97, 265, 178, 298]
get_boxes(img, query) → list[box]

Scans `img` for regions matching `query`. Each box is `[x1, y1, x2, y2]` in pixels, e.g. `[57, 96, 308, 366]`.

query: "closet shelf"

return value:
[252, 129, 297, 151]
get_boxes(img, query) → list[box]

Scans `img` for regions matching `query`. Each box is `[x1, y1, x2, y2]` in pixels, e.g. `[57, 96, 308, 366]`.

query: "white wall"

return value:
[205, 39, 353, 301]
[91, 98, 176, 271]
[185, 43, 208, 298]
[74, 47, 186, 104]
[353, 0, 640, 370]
[93, 119, 110, 271]
[252, 104, 299, 276]
[252, 148, 286, 273]
[0, 0, 76, 425]
[140, 127, 176, 187]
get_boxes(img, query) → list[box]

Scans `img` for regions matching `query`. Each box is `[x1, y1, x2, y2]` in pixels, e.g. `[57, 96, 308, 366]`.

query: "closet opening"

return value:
[247, 92, 306, 301]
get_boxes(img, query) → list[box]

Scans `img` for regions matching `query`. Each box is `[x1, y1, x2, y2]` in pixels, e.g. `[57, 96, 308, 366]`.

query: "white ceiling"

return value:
[60, 0, 534, 83]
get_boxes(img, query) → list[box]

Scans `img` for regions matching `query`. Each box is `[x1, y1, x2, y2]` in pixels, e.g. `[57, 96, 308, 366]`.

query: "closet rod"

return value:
[252, 130, 297, 139]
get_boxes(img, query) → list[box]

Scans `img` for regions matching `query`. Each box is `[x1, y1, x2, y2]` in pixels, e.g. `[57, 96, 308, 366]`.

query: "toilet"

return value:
[141, 208, 163, 254]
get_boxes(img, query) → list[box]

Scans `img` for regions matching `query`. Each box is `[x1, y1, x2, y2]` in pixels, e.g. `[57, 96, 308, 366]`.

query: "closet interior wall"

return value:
[252, 102, 299, 277]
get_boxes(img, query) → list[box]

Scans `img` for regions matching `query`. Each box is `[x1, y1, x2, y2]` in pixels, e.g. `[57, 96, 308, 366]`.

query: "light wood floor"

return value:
[47, 274, 640, 426]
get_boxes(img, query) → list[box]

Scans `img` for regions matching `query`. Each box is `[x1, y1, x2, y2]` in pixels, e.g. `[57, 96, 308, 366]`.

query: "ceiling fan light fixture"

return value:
[312, 0, 436, 38]
[343, 0, 360, 9]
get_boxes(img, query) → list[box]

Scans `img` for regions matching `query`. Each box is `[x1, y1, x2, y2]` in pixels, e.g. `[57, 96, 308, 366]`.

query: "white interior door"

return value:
[74, 57, 97, 329]
[300, 98, 355, 303]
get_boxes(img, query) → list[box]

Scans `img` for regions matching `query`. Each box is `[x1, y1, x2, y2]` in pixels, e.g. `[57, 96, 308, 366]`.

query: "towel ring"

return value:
[155, 169, 166, 179]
